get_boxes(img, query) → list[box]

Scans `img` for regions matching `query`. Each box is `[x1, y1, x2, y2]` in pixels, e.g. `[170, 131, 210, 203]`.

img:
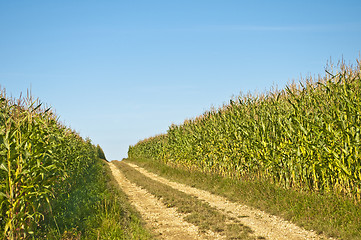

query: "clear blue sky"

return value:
[1, 1, 360, 160]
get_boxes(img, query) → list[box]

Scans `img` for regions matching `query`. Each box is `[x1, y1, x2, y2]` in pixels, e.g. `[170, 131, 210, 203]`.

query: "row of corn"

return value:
[0, 92, 101, 239]
[129, 60, 361, 200]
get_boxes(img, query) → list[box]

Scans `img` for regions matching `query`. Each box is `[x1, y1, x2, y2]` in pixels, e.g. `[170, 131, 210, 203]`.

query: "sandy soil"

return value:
[109, 162, 224, 240]
[125, 162, 333, 240]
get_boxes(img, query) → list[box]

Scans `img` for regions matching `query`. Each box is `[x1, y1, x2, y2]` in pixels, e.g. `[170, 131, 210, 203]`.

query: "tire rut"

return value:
[109, 162, 224, 240]
[125, 161, 333, 240]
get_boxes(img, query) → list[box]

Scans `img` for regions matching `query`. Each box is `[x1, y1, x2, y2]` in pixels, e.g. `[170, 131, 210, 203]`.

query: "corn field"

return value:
[0, 91, 101, 239]
[129, 60, 361, 200]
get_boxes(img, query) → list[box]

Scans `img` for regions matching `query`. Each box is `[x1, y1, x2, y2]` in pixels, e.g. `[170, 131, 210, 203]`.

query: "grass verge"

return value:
[40, 159, 153, 240]
[114, 160, 259, 240]
[125, 158, 361, 240]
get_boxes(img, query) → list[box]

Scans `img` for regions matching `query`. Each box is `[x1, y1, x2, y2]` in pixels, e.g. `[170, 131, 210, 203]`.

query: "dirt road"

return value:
[109, 162, 223, 240]
[109, 161, 332, 240]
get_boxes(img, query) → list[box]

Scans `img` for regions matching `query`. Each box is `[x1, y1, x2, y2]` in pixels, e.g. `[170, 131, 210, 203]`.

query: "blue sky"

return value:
[1, 1, 361, 160]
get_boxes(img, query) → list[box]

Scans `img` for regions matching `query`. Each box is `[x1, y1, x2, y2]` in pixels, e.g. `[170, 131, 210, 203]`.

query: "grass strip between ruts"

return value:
[114, 161, 262, 240]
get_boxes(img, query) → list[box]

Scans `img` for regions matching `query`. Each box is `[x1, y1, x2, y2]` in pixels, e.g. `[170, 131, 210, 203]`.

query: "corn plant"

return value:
[128, 59, 361, 200]
[0, 92, 102, 239]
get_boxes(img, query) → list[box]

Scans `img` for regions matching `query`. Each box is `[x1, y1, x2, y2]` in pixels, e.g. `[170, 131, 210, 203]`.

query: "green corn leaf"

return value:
[0, 163, 8, 172]
[0, 191, 7, 198]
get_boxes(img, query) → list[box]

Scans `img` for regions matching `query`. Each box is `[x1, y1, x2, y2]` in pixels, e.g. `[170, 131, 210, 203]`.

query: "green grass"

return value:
[127, 157, 361, 240]
[41, 159, 153, 240]
[114, 160, 258, 240]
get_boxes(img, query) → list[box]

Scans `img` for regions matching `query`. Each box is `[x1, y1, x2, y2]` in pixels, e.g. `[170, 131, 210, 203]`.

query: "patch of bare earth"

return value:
[109, 162, 224, 240]
[125, 162, 334, 240]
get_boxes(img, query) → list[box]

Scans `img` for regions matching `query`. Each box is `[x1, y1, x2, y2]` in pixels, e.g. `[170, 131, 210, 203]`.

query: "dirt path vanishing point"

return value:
[109, 162, 224, 240]
[123, 161, 333, 240]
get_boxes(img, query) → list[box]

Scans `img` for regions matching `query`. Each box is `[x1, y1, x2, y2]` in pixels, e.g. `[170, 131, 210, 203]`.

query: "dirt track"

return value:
[109, 162, 223, 240]
[110, 161, 332, 240]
